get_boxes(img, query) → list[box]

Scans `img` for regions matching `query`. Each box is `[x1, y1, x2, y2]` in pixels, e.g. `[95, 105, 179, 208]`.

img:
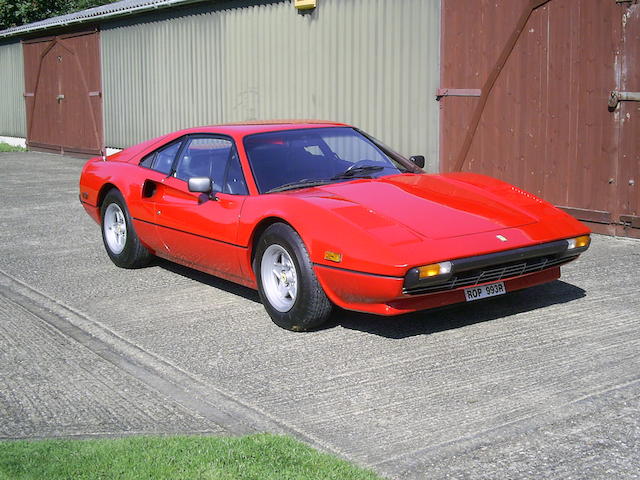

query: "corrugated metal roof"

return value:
[0, 0, 208, 38]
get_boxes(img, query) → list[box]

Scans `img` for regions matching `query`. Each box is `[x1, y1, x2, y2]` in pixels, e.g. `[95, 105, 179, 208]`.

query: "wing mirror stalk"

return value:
[188, 177, 220, 201]
[410, 155, 426, 169]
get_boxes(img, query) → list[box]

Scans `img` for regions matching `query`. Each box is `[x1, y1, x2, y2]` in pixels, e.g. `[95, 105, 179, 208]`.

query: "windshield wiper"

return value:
[266, 166, 388, 193]
[266, 178, 333, 193]
[331, 165, 385, 180]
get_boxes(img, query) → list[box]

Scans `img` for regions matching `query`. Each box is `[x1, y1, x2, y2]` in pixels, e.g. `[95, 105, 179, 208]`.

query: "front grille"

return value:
[403, 254, 574, 295]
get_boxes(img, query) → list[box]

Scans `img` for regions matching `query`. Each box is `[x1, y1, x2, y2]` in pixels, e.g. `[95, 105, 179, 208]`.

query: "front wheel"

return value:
[254, 223, 333, 331]
[101, 189, 152, 268]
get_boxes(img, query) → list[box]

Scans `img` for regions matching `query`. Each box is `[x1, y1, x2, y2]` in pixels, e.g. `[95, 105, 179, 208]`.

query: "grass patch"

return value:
[0, 142, 26, 152]
[0, 434, 384, 480]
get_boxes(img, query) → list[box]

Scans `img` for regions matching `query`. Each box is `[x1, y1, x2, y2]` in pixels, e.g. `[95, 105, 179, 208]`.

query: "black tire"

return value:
[100, 189, 152, 268]
[254, 223, 333, 331]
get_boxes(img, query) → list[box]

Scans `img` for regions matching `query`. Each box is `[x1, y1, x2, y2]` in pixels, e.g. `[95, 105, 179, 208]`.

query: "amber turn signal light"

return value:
[567, 235, 590, 250]
[324, 251, 342, 263]
[418, 261, 452, 279]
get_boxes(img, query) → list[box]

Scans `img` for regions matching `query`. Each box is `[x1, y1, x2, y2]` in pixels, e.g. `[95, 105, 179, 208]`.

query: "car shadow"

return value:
[327, 280, 586, 339]
[151, 259, 585, 339]
[154, 258, 261, 303]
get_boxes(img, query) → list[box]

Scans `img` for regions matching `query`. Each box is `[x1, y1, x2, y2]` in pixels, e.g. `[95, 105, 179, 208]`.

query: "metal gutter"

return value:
[0, 0, 210, 39]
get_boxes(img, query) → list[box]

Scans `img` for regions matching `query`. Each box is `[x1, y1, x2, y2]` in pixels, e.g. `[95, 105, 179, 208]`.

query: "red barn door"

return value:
[23, 31, 103, 156]
[440, 1, 640, 237]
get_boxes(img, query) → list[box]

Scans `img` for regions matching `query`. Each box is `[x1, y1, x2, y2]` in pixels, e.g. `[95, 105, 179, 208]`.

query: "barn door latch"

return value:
[620, 215, 640, 229]
[56, 94, 65, 103]
[435, 88, 482, 101]
[608, 91, 640, 109]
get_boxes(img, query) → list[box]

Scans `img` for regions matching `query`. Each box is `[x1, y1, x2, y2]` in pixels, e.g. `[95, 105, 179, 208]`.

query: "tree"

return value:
[0, 0, 118, 31]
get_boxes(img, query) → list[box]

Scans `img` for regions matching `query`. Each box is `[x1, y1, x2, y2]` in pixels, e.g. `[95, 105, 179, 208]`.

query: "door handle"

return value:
[608, 91, 640, 109]
[56, 94, 65, 103]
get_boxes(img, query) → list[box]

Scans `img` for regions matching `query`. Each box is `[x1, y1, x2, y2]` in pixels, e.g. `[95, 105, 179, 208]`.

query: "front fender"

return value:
[237, 194, 414, 277]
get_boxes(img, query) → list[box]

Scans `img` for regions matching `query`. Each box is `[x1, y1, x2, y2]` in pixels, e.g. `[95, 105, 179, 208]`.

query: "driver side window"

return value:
[174, 137, 247, 195]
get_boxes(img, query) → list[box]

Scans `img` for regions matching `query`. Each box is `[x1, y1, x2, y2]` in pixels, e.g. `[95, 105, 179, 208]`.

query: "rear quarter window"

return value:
[153, 142, 182, 174]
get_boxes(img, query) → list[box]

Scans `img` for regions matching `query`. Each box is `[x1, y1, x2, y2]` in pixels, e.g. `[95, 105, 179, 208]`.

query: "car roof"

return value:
[172, 121, 351, 137]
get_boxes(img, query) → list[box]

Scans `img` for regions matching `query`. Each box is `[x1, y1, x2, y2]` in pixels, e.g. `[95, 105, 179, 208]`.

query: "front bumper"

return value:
[403, 238, 588, 295]
[313, 238, 588, 316]
[314, 264, 563, 316]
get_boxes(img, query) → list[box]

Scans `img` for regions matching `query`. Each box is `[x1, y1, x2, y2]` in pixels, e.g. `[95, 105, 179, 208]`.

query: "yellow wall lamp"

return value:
[294, 0, 317, 11]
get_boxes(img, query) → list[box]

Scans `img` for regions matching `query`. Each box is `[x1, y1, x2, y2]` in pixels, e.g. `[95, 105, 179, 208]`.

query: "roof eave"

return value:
[0, 0, 209, 40]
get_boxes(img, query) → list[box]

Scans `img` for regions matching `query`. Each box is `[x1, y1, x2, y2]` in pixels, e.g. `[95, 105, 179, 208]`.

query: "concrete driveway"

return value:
[1, 151, 639, 479]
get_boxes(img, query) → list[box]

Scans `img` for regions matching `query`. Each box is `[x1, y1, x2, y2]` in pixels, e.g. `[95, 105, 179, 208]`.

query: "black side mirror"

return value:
[410, 155, 425, 169]
[188, 177, 212, 193]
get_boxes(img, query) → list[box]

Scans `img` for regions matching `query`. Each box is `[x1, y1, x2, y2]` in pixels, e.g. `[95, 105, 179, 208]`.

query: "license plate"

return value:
[464, 282, 506, 302]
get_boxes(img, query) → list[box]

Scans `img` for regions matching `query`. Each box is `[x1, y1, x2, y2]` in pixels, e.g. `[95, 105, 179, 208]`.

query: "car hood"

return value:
[292, 174, 539, 241]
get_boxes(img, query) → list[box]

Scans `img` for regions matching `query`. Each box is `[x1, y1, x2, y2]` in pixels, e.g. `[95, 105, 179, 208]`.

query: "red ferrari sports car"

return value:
[79, 121, 590, 331]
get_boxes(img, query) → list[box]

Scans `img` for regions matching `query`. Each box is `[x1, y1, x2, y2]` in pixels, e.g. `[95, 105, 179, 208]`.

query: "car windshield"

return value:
[244, 127, 409, 193]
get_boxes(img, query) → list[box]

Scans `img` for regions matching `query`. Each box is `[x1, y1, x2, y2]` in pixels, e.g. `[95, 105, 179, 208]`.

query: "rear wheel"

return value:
[101, 189, 151, 268]
[255, 223, 332, 331]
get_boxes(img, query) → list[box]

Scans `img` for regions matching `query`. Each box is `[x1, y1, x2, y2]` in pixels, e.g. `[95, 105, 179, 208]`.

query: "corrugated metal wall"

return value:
[102, 0, 440, 170]
[0, 41, 26, 137]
